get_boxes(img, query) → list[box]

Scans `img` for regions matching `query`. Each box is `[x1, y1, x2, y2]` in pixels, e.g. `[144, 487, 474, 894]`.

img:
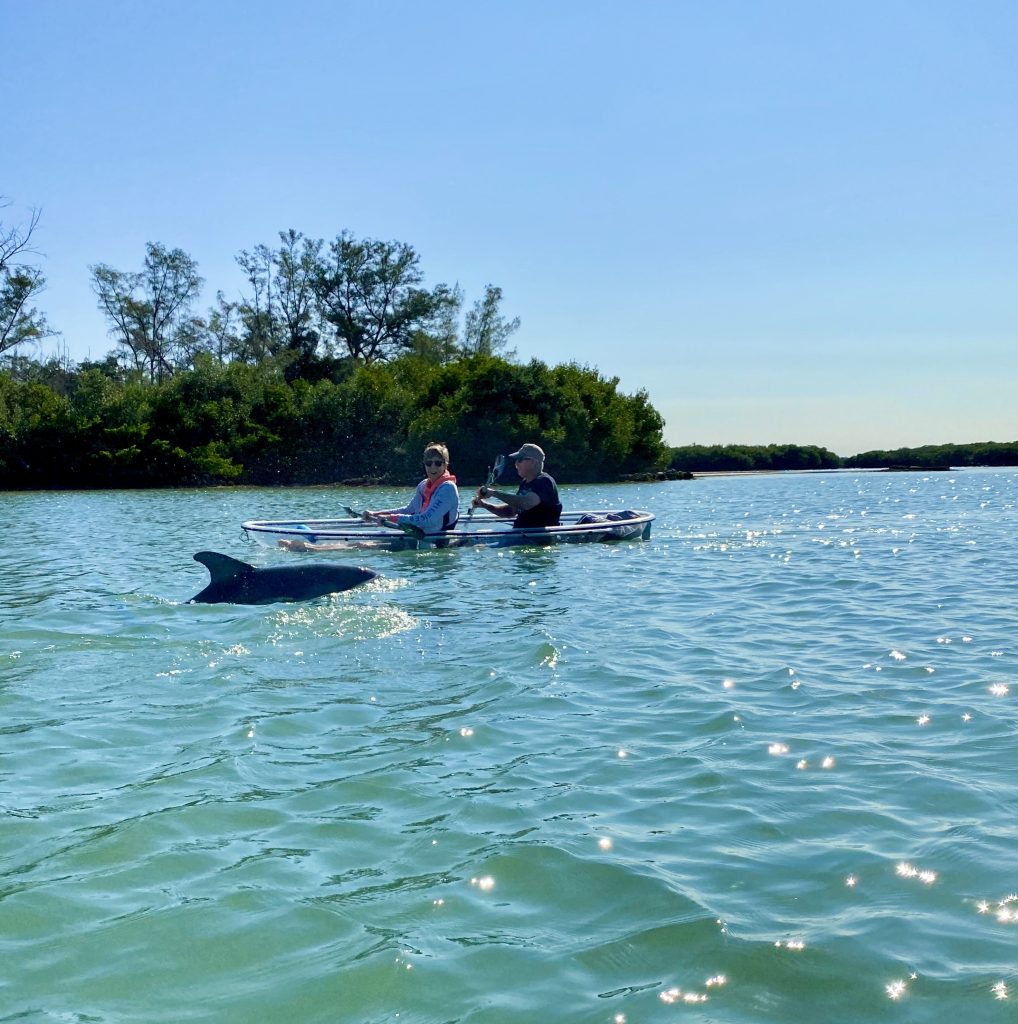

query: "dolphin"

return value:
[188, 551, 377, 605]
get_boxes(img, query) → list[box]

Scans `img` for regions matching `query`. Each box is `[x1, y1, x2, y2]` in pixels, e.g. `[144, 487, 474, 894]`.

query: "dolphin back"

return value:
[189, 551, 377, 604]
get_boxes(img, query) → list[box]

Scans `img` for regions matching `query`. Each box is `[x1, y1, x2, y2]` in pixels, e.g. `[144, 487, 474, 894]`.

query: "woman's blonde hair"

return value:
[422, 441, 450, 465]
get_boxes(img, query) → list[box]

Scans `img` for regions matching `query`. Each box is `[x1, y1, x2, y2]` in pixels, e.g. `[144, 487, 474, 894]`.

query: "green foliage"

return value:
[90, 243, 203, 382]
[315, 233, 459, 363]
[0, 376, 74, 483]
[403, 355, 667, 482]
[462, 285, 520, 357]
[50, 217, 1018, 489]
[1, 202, 52, 356]
[7, 346, 1017, 491]
[669, 442, 1018, 473]
[33, 223, 519, 381]
[844, 442, 1018, 469]
[235, 231, 322, 368]
[0, 268, 52, 354]
[0, 353, 669, 489]
[669, 444, 843, 472]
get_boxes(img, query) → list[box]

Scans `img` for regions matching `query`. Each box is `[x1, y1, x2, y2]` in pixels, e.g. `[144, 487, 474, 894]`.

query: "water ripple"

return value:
[2, 472, 1018, 1021]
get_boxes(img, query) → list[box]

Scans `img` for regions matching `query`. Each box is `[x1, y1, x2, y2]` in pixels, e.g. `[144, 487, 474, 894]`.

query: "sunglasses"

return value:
[424, 459, 446, 467]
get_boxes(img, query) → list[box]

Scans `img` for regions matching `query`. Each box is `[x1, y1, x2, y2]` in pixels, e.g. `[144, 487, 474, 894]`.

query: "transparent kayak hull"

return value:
[242, 510, 654, 551]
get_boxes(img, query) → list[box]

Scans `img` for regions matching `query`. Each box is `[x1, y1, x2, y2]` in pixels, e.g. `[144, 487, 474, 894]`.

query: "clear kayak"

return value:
[242, 509, 654, 551]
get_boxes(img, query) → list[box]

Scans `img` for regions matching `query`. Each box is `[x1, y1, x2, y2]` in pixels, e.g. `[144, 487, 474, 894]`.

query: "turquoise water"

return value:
[2, 470, 1017, 1023]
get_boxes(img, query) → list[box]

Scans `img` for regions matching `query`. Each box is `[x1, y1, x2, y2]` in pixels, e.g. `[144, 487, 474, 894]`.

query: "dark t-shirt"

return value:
[513, 473, 562, 528]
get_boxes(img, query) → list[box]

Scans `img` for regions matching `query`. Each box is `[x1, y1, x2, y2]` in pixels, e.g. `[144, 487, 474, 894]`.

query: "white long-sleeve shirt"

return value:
[376, 479, 460, 534]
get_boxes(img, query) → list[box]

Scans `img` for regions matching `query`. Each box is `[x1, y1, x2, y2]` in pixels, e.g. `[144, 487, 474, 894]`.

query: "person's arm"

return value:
[367, 484, 424, 520]
[366, 504, 409, 518]
[474, 485, 540, 513]
[472, 493, 515, 518]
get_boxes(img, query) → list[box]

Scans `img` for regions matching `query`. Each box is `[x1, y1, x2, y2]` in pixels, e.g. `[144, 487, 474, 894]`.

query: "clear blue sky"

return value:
[5, 0, 1016, 455]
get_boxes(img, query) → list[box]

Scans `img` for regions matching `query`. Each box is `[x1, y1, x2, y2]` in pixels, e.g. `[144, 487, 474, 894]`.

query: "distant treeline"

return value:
[4, 352, 1015, 491]
[0, 353, 667, 489]
[6, 210, 1014, 490]
[668, 444, 842, 472]
[668, 442, 1018, 473]
[843, 442, 1018, 469]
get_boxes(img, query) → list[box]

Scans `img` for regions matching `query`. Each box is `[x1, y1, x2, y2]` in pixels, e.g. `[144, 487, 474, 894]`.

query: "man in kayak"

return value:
[472, 443, 562, 528]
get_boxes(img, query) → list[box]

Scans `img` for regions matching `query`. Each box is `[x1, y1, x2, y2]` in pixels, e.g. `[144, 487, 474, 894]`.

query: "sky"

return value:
[4, 0, 1017, 456]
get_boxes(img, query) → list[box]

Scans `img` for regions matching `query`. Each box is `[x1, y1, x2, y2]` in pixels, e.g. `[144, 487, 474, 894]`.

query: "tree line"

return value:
[1, 201, 669, 489]
[842, 442, 1018, 469]
[668, 442, 1018, 472]
[4, 201, 1015, 488]
[668, 444, 842, 473]
[0, 352, 668, 489]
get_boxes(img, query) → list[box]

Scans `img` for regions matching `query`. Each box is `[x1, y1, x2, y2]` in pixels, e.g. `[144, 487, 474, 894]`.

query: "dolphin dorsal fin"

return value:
[193, 551, 256, 582]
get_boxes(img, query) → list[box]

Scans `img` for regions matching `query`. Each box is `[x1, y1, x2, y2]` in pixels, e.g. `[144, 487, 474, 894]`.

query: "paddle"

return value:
[343, 503, 424, 540]
[468, 455, 506, 521]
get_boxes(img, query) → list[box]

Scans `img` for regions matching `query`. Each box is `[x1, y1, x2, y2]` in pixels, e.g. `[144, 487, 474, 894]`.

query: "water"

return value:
[2, 470, 1017, 1022]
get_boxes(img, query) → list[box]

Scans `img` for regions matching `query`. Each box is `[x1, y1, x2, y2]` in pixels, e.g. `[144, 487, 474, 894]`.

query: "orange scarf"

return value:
[421, 470, 456, 511]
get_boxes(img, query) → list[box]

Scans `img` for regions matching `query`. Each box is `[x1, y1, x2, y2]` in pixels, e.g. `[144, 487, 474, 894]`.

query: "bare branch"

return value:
[0, 200, 42, 273]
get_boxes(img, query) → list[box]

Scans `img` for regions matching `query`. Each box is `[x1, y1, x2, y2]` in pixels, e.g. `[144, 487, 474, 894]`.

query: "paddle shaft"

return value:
[470, 456, 506, 518]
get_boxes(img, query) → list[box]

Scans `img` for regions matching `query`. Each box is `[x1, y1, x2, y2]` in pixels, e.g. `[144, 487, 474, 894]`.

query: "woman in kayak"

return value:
[364, 441, 460, 534]
[278, 442, 459, 551]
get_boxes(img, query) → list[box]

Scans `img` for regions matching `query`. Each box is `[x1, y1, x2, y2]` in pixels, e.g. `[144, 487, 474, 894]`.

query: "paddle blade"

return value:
[493, 455, 518, 485]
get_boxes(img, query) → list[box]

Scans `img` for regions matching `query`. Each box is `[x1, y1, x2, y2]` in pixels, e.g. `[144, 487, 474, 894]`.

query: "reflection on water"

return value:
[1, 471, 1017, 1021]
